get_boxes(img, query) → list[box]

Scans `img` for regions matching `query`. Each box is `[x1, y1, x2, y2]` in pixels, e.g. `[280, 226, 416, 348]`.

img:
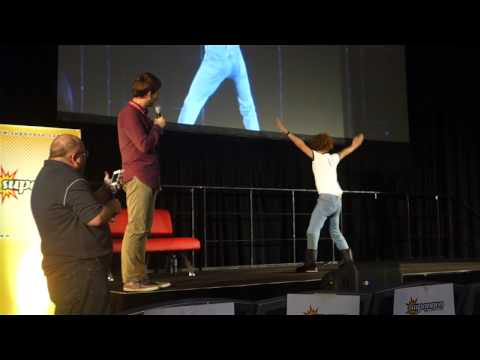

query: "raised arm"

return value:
[338, 133, 364, 161]
[275, 118, 313, 159]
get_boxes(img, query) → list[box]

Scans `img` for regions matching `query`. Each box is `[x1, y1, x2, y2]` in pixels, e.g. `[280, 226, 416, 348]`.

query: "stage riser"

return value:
[111, 280, 328, 314]
[109, 264, 480, 314]
[404, 271, 480, 285]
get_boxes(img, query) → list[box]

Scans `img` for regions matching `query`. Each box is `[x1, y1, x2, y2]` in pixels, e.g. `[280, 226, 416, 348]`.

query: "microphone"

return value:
[154, 105, 162, 118]
[154, 105, 165, 134]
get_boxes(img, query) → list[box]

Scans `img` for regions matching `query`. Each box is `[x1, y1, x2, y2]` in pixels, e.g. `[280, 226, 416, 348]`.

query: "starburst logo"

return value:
[406, 297, 419, 315]
[0, 166, 35, 203]
[303, 305, 320, 315]
[0, 167, 18, 202]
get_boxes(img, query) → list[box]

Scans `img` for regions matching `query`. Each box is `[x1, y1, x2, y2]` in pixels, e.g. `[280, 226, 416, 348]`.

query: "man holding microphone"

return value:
[117, 72, 171, 292]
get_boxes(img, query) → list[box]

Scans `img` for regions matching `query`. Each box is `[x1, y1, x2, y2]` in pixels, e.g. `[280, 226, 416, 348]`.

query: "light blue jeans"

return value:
[178, 45, 260, 131]
[307, 194, 349, 251]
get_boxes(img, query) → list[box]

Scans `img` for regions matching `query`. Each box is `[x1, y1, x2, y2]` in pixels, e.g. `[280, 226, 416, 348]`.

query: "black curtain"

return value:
[405, 46, 480, 260]
[0, 45, 57, 124]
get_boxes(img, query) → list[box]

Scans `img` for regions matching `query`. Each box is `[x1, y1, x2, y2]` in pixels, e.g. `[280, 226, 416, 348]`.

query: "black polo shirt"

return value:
[31, 160, 111, 274]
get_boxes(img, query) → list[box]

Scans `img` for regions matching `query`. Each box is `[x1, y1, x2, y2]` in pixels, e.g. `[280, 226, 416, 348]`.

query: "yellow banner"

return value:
[0, 124, 81, 314]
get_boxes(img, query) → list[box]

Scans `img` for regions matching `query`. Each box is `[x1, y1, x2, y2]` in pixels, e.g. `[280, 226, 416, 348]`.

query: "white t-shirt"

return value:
[312, 151, 343, 196]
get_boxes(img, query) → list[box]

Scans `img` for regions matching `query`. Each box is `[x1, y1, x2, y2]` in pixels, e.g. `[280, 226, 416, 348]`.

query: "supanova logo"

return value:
[405, 297, 445, 315]
[0, 166, 34, 203]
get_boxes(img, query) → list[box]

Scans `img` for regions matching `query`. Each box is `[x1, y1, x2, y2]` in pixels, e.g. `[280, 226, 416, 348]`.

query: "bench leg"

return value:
[180, 252, 196, 277]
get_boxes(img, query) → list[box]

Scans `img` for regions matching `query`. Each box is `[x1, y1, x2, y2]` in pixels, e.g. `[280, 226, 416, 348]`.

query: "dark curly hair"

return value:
[308, 133, 334, 153]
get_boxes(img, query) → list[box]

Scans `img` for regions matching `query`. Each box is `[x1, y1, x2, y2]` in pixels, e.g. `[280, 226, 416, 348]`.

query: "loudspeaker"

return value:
[319, 263, 360, 291]
[357, 262, 402, 291]
[319, 262, 402, 292]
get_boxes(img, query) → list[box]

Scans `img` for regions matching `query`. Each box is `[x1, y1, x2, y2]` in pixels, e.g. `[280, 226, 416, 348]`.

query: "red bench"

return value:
[109, 208, 200, 275]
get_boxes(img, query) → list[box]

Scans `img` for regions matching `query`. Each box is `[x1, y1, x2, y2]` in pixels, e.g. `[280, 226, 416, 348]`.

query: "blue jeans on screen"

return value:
[178, 45, 260, 131]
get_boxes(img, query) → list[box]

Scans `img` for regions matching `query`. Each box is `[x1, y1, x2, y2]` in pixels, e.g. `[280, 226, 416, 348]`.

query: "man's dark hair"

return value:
[132, 72, 162, 98]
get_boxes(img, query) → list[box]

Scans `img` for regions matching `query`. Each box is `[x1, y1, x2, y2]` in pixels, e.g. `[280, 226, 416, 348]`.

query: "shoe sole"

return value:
[296, 268, 319, 273]
[123, 287, 161, 292]
[123, 281, 172, 292]
[154, 282, 172, 289]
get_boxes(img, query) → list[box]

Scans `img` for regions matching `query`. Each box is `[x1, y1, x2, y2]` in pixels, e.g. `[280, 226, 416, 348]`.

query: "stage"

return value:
[109, 260, 480, 314]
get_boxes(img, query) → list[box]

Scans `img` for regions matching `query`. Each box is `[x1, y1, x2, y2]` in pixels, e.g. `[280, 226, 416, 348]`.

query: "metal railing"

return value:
[160, 185, 480, 269]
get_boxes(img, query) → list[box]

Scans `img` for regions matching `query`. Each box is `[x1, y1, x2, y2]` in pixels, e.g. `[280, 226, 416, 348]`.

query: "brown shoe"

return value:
[296, 264, 319, 273]
[296, 249, 318, 272]
[123, 281, 161, 292]
[339, 248, 354, 266]
[140, 276, 172, 289]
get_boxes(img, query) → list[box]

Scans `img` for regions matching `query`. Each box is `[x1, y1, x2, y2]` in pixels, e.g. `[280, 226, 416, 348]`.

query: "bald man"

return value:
[31, 135, 121, 315]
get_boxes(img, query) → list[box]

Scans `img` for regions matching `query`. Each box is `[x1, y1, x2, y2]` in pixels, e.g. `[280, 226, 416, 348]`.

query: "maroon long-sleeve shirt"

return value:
[117, 101, 162, 190]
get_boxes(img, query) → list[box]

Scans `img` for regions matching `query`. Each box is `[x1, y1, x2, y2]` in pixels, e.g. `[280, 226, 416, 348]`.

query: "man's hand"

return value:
[338, 133, 364, 161]
[154, 116, 167, 129]
[275, 118, 289, 135]
[276, 118, 313, 159]
[106, 198, 122, 215]
[104, 171, 112, 187]
[87, 198, 122, 227]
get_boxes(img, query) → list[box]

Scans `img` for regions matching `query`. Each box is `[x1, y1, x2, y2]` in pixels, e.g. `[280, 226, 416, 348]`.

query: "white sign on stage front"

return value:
[287, 294, 360, 315]
[393, 283, 455, 315]
[142, 302, 235, 315]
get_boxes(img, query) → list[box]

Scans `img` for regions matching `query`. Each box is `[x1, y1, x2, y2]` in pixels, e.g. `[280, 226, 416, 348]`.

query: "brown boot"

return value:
[339, 248, 354, 265]
[296, 249, 318, 273]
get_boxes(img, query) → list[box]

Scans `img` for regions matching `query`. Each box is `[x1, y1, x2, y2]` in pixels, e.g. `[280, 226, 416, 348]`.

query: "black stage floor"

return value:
[109, 260, 480, 314]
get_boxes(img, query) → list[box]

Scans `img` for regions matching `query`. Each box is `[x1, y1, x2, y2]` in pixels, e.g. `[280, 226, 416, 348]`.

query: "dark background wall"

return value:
[1, 45, 479, 266]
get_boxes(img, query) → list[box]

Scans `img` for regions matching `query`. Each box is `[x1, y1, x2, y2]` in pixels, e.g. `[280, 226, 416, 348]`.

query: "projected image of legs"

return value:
[58, 71, 75, 113]
[178, 45, 260, 131]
